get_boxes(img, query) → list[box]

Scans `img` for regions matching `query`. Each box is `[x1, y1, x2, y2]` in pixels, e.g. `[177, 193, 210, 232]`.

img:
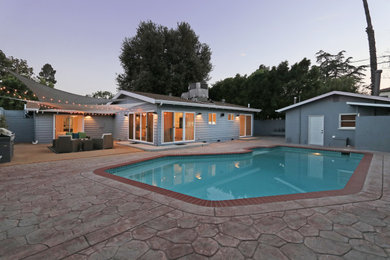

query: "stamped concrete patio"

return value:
[1, 137, 390, 259]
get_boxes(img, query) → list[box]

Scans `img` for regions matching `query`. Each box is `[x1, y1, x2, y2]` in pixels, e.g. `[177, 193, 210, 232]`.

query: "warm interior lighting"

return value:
[195, 173, 202, 180]
[313, 152, 321, 156]
[234, 162, 240, 168]
[85, 115, 92, 119]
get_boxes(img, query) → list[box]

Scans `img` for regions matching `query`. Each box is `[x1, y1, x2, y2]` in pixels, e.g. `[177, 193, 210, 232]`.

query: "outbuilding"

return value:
[276, 91, 390, 152]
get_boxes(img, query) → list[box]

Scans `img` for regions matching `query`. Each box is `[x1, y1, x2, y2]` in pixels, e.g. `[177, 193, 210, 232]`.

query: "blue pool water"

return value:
[107, 147, 364, 201]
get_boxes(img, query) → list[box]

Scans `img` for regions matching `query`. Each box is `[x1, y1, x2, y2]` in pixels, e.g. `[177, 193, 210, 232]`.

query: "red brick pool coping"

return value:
[93, 145, 373, 207]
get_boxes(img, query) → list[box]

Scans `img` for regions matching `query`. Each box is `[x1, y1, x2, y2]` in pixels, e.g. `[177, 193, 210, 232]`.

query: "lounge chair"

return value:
[53, 135, 80, 153]
[92, 133, 113, 149]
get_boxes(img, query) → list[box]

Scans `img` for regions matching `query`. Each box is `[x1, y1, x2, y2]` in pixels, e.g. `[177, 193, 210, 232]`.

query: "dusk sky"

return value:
[1, 0, 390, 96]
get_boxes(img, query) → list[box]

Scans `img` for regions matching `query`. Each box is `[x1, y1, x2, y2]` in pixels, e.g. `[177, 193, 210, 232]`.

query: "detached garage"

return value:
[276, 91, 390, 152]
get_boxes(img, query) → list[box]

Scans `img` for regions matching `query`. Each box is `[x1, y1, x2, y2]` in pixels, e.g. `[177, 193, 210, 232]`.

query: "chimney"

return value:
[248, 104, 250, 108]
[180, 82, 209, 101]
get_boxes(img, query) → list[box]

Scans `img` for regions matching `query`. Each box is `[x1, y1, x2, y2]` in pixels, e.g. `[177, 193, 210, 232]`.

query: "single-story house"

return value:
[9, 72, 261, 145]
[276, 91, 390, 152]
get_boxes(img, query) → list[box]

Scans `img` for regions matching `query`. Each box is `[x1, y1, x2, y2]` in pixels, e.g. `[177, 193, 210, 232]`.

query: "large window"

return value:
[55, 115, 84, 138]
[228, 113, 234, 121]
[163, 111, 195, 143]
[129, 112, 154, 143]
[208, 113, 216, 125]
[339, 113, 356, 129]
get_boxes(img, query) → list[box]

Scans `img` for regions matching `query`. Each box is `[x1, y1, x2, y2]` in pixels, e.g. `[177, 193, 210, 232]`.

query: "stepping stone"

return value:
[304, 237, 351, 255]
[280, 243, 316, 260]
[253, 244, 288, 260]
[192, 237, 218, 256]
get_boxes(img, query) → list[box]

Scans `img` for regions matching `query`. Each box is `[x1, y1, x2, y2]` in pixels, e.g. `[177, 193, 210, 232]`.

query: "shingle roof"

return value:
[116, 90, 260, 112]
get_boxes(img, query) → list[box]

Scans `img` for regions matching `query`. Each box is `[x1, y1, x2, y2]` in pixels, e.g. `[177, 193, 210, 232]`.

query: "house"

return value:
[380, 87, 390, 98]
[9, 72, 261, 145]
[276, 91, 390, 152]
[110, 83, 261, 145]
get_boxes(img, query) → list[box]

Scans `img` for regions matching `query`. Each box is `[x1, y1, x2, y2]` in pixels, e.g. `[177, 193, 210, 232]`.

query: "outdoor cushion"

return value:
[78, 132, 87, 139]
[72, 133, 79, 139]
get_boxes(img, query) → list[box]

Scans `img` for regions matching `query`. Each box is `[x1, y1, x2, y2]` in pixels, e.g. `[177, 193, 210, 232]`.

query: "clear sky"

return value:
[1, 0, 389, 96]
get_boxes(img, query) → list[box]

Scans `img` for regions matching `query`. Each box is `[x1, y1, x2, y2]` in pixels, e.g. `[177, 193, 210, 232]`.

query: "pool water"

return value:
[107, 147, 364, 201]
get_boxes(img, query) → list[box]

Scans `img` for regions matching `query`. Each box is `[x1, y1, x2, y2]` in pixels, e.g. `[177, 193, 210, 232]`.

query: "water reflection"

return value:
[110, 148, 363, 201]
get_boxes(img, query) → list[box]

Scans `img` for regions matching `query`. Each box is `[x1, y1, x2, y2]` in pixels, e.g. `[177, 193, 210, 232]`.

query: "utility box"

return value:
[0, 132, 15, 163]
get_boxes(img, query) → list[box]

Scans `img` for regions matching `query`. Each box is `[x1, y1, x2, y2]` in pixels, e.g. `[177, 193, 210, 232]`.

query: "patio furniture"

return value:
[53, 135, 80, 153]
[93, 133, 113, 149]
[0, 128, 15, 163]
[81, 139, 93, 151]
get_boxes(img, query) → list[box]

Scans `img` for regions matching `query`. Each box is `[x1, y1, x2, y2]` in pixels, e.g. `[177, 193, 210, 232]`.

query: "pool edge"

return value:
[93, 145, 373, 208]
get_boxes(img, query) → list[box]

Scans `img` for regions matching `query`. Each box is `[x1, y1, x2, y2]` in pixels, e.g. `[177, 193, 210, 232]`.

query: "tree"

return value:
[0, 50, 37, 110]
[362, 0, 377, 95]
[89, 91, 113, 99]
[209, 51, 366, 119]
[38, 63, 57, 88]
[117, 21, 212, 96]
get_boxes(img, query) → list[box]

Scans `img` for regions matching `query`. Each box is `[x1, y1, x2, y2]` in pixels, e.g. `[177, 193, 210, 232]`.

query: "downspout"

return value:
[298, 107, 301, 144]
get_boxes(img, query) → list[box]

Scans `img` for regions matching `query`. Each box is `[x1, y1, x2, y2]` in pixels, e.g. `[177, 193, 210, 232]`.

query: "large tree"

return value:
[38, 63, 57, 88]
[209, 50, 366, 119]
[117, 21, 212, 96]
[88, 90, 113, 99]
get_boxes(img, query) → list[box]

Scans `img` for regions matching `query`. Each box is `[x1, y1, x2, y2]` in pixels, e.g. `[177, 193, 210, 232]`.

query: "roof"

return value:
[112, 90, 262, 112]
[380, 87, 390, 92]
[276, 91, 390, 113]
[8, 70, 109, 105]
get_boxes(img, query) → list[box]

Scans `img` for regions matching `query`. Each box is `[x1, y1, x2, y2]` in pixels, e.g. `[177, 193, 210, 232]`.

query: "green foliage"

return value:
[38, 63, 57, 88]
[209, 50, 366, 119]
[0, 50, 37, 110]
[117, 21, 212, 96]
[0, 114, 7, 128]
[89, 91, 114, 99]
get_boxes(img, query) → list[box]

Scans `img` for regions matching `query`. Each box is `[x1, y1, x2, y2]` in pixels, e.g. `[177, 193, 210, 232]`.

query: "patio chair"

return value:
[92, 133, 113, 150]
[53, 135, 80, 153]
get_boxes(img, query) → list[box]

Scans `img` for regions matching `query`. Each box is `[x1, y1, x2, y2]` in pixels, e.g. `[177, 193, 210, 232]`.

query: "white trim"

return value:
[111, 90, 261, 112]
[239, 114, 253, 137]
[208, 113, 217, 125]
[276, 91, 390, 113]
[308, 115, 324, 146]
[161, 110, 196, 144]
[346, 101, 390, 108]
[128, 111, 155, 144]
[110, 90, 156, 104]
[338, 113, 357, 130]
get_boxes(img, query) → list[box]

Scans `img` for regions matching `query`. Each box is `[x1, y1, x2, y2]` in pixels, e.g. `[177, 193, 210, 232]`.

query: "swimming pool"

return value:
[100, 146, 368, 204]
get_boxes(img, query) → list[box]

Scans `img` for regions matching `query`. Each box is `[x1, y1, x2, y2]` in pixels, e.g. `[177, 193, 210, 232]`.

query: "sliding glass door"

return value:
[239, 114, 252, 137]
[129, 112, 154, 143]
[163, 111, 195, 143]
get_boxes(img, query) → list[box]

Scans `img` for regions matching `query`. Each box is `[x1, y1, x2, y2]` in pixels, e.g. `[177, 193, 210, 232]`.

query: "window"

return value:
[339, 113, 356, 129]
[208, 113, 216, 125]
[228, 113, 234, 121]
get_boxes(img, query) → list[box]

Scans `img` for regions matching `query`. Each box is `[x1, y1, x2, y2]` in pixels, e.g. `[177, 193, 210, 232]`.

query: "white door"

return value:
[308, 115, 324, 146]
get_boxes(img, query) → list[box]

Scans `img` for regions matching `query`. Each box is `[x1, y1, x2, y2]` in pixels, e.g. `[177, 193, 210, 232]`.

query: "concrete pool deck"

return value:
[1, 137, 390, 259]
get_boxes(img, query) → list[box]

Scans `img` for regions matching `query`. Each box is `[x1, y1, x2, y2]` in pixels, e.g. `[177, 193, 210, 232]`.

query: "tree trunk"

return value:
[362, 0, 378, 95]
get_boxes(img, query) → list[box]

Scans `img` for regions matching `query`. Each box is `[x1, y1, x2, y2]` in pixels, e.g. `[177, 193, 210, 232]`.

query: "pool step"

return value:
[252, 150, 270, 156]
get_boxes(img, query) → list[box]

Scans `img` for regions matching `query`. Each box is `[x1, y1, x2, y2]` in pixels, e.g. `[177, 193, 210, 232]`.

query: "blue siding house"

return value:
[276, 91, 390, 152]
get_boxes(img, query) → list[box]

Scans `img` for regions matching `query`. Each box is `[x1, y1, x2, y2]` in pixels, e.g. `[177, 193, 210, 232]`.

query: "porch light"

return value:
[236, 114, 240, 117]
[220, 113, 224, 117]
[197, 112, 202, 115]
[153, 111, 158, 115]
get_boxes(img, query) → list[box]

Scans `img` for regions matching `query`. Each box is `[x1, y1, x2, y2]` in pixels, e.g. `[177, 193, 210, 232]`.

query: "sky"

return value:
[1, 0, 390, 96]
